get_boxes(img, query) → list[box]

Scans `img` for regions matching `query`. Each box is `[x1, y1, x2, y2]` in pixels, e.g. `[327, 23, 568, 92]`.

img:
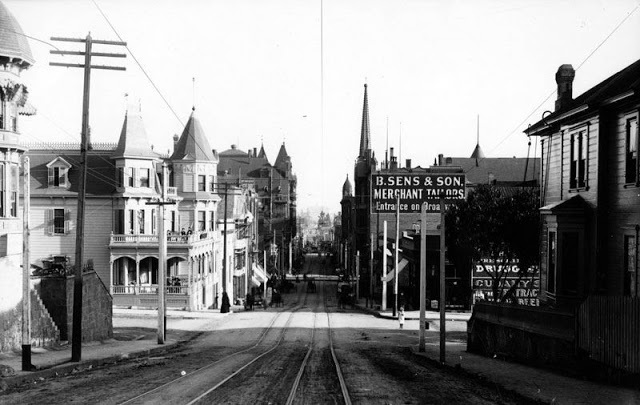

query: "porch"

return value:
[111, 283, 191, 310]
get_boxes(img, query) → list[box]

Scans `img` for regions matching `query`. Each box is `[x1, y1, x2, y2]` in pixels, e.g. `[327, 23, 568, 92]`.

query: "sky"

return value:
[5, 0, 640, 214]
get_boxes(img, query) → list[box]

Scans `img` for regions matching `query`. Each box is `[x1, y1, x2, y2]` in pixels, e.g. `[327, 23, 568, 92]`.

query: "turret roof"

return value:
[111, 107, 158, 159]
[0, 2, 34, 66]
[170, 108, 216, 162]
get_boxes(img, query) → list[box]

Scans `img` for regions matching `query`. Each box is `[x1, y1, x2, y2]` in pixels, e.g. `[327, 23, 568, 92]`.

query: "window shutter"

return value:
[61, 169, 68, 187]
[46, 209, 54, 235]
[64, 209, 71, 233]
[48, 168, 54, 186]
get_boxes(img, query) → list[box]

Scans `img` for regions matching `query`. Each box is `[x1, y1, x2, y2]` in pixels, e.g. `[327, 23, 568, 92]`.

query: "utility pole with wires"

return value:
[50, 33, 126, 362]
[146, 163, 175, 344]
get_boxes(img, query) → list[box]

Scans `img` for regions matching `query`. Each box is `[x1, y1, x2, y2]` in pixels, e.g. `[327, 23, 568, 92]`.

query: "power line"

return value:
[463, 0, 640, 178]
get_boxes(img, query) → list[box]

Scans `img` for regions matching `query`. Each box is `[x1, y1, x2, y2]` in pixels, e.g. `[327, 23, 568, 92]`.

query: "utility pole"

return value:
[22, 157, 32, 371]
[50, 33, 126, 362]
[146, 163, 174, 344]
[394, 194, 400, 317]
[439, 194, 446, 364]
[222, 182, 229, 304]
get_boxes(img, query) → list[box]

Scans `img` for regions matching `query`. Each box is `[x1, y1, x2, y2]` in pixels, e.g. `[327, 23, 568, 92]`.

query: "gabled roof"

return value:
[527, 58, 640, 135]
[111, 109, 158, 160]
[440, 157, 540, 185]
[170, 109, 216, 162]
[0, 2, 34, 67]
[342, 175, 353, 197]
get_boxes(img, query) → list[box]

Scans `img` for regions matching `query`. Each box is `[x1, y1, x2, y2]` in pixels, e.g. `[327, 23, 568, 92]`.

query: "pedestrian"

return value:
[398, 306, 405, 329]
[221, 291, 230, 313]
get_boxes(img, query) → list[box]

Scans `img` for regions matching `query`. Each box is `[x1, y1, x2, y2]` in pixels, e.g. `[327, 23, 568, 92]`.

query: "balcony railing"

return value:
[110, 231, 216, 245]
[111, 284, 189, 295]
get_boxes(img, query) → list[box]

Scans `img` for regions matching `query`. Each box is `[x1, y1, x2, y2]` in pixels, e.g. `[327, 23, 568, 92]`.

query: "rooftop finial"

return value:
[192, 77, 196, 111]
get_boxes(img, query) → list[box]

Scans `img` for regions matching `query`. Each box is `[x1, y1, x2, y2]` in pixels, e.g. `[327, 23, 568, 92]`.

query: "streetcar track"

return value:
[119, 283, 307, 405]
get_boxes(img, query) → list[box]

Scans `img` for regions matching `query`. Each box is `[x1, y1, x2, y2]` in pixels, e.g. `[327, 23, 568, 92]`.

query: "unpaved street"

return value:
[1, 254, 535, 404]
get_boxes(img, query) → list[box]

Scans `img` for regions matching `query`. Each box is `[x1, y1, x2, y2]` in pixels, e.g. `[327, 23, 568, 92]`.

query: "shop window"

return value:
[625, 116, 638, 184]
[570, 130, 587, 189]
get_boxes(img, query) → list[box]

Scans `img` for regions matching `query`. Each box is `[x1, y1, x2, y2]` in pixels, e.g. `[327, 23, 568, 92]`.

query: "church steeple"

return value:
[359, 83, 370, 158]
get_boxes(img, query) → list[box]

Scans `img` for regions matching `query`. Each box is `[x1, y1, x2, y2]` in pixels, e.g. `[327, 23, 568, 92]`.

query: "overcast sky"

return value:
[6, 0, 640, 213]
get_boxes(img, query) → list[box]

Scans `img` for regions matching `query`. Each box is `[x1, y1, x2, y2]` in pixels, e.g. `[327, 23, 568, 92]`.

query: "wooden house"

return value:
[525, 59, 640, 305]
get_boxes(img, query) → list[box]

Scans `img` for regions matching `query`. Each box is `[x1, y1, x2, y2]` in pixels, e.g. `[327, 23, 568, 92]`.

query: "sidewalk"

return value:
[0, 307, 234, 392]
[355, 301, 640, 405]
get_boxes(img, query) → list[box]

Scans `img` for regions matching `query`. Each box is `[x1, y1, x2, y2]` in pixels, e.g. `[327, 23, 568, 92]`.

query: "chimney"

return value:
[438, 153, 444, 166]
[248, 149, 253, 157]
[231, 144, 237, 149]
[445, 157, 452, 165]
[555, 64, 575, 111]
[253, 147, 257, 156]
[390, 156, 398, 170]
[173, 134, 179, 150]
[405, 159, 411, 168]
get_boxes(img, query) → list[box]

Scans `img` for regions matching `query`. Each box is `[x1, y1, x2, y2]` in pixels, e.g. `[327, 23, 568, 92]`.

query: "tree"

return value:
[445, 185, 540, 303]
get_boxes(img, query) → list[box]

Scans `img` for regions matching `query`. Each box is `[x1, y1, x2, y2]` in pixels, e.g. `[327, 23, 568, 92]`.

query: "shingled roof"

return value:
[170, 109, 216, 161]
[0, 1, 34, 67]
[111, 108, 158, 160]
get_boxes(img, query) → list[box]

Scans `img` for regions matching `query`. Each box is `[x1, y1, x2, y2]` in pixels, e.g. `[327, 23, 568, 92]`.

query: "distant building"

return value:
[217, 143, 297, 275]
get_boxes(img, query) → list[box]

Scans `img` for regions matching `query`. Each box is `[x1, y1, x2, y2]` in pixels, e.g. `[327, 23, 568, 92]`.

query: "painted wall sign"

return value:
[472, 261, 540, 307]
[371, 173, 465, 213]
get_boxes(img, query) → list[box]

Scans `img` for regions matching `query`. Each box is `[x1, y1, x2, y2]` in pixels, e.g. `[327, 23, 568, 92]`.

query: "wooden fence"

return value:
[577, 296, 640, 374]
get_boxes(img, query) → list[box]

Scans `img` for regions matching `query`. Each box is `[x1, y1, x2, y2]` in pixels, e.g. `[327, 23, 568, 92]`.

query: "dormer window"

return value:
[46, 157, 72, 189]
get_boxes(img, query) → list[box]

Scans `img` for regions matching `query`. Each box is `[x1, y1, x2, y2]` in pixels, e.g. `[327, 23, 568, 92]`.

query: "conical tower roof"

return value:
[257, 143, 269, 162]
[359, 83, 370, 158]
[470, 143, 485, 159]
[0, 2, 34, 67]
[342, 175, 353, 197]
[170, 108, 216, 161]
[274, 142, 290, 168]
[111, 106, 156, 159]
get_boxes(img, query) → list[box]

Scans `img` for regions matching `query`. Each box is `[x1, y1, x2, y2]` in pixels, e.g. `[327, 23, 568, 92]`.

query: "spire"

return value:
[258, 143, 269, 162]
[342, 174, 353, 198]
[470, 115, 485, 166]
[359, 83, 370, 158]
[274, 142, 290, 168]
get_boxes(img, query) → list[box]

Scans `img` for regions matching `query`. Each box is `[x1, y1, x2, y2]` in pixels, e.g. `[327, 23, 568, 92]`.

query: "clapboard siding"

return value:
[84, 199, 115, 284]
[30, 201, 77, 266]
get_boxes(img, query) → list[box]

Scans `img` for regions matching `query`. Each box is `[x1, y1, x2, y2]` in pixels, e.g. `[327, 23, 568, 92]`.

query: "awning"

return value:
[251, 275, 262, 287]
[382, 258, 409, 282]
[252, 263, 267, 283]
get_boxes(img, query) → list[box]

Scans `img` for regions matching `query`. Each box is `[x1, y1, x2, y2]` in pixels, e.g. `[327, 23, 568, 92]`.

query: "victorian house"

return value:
[27, 105, 253, 310]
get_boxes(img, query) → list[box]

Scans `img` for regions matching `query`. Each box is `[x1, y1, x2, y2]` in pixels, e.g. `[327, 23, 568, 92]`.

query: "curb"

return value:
[0, 341, 181, 391]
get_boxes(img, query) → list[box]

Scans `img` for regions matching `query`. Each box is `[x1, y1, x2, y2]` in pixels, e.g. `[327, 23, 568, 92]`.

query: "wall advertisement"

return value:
[471, 260, 540, 306]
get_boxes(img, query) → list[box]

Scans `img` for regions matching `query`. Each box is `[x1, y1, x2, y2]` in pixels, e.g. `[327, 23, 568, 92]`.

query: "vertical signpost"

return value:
[418, 202, 427, 352]
[371, 173, 465, 361]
